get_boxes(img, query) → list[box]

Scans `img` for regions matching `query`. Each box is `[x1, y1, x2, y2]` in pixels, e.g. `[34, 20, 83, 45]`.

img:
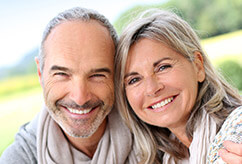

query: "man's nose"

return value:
[145, 75, 164, 97]
[69, 78, 91, 105]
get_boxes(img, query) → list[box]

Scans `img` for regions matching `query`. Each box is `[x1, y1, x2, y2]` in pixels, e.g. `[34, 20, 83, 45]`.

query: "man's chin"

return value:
[62, 125, 97, 138]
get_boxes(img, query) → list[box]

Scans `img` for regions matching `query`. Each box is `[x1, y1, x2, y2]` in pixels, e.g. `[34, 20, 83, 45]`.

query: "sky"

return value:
[0, 0, 166, 68]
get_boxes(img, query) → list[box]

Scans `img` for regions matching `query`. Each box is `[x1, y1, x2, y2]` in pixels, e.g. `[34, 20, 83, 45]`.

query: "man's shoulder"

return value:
[0, 113, 40, 164]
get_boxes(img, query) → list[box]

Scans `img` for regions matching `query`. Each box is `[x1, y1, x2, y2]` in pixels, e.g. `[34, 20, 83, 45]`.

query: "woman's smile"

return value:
[125, 38, 204, 130]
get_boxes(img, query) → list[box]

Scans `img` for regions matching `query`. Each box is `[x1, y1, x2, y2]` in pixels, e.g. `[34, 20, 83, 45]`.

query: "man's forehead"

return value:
[42, 19, 115, 74]
[45, 20, 109, 41]
[43, 20, 114, 55]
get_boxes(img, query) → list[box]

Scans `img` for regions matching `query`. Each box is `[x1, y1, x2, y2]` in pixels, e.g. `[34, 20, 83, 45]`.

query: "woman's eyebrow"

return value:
[124, 72, 138, 79]
[124, 58, 172, 79]
[153, 57, 171, 67]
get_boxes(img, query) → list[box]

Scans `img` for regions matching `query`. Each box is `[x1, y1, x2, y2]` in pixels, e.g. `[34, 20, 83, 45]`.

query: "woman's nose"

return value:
[145, 75, 164, 97]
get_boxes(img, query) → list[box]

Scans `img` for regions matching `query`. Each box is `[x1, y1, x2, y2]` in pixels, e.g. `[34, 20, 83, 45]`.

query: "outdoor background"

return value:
[0, 0, 242, 156]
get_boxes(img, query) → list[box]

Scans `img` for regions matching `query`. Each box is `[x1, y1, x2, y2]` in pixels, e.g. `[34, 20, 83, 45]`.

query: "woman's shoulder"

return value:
[220, 106, 242, 135]
[226, 106, 242, 122]
[207, 106, 242, 163]
[215, 106, 241, 141]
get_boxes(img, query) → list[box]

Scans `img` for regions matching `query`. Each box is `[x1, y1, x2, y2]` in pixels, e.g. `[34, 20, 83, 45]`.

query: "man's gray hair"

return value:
[38, 7, 118, 72]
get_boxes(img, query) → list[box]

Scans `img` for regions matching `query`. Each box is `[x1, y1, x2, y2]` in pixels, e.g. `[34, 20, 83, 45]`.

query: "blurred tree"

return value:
[114, 0, 242, 38]
[0, 48, 38, 79]
[114, 5, 160, 35]
[218, 60, 242, 91]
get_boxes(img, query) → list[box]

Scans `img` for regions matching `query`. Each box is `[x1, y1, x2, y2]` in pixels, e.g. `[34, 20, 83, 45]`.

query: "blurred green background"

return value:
[0, 0, 242, 156]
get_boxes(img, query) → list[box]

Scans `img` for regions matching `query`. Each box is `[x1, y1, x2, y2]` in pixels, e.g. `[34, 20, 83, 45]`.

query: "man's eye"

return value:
[90, 74, 106, 78]
[89, 74, 107, 81]
[54, 72, 68, 76]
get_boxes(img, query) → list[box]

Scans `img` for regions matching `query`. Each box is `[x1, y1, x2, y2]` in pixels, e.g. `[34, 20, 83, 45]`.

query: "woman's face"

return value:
[124, 38, 205, 132]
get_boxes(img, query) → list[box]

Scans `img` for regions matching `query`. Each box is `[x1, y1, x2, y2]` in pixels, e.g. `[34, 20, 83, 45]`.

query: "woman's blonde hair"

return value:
[115, 9, 242, 163]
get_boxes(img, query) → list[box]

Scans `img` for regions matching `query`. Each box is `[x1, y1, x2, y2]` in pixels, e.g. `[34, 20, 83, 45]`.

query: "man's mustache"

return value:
[56, 99, 104, 109]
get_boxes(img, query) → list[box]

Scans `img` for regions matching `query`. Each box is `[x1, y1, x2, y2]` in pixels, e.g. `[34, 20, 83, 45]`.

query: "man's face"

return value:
[36, 20, 115, 138]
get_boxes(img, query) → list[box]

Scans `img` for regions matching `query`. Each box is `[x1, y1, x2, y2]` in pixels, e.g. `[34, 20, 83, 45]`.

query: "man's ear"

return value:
[35, 57, 43, 87]
[193, 51, 205, 82]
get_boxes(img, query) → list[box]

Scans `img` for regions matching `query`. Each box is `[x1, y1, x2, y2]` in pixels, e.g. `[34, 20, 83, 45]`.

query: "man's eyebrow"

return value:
[90, 68, 112, 74]
[49, 65, 70, 73]
[153, 57, 171, 67]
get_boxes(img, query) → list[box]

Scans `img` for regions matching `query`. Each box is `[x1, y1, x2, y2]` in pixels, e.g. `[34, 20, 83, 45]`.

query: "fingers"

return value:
[223, 141, 242, 156]
[218, 141, 242, 164]
[219, 148, 242, 164]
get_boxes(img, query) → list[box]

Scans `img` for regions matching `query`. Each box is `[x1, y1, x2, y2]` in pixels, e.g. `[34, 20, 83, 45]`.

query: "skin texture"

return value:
[124, 38, 205, 147]
[36, 20, 115, 157]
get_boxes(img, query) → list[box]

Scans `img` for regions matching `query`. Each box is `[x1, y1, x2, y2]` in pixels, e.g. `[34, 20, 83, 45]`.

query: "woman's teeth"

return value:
[67, 108, 92, 114]
[151, 97, 174, 109]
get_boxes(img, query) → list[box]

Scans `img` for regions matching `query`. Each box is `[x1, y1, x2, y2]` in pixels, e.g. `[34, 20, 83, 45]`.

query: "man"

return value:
[0, 7, 137, 163]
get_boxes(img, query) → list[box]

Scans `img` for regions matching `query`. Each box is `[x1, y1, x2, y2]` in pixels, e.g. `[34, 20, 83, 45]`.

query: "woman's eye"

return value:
[128, 77, 140, 85]
[158, 64, 171, 72]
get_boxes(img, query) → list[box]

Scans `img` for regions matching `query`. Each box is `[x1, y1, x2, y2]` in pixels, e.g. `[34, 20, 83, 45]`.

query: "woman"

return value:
[115, 9, 242, 163]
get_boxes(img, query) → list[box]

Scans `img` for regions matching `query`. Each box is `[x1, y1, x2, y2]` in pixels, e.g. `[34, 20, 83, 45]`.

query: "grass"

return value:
[0, 74, 40, 97]
[201, 30, 242, 65]
[0, 87, 42, 155]
[0, 30, 241, 156]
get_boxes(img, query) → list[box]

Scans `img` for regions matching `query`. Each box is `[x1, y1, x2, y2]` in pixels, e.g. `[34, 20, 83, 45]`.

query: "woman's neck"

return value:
[169, 125, 192, 148]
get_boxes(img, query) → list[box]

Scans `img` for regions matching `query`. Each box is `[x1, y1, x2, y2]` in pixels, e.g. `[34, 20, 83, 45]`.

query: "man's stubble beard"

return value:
[44, 96, 113, 138]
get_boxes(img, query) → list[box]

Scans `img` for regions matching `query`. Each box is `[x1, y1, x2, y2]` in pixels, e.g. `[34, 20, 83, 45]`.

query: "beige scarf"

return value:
[37, 106, 138, 164]
[163, 110, 217, 164]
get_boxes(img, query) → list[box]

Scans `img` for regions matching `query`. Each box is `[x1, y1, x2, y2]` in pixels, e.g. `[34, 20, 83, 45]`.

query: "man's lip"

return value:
[60, 104, 99, 115]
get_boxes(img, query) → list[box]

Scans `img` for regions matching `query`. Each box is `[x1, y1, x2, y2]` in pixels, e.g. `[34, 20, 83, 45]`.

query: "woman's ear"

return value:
[193, 51, 205, 82]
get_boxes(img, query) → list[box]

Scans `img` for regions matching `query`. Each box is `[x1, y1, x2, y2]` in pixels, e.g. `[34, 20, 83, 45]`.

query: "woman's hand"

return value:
[219, 141, 242, 164]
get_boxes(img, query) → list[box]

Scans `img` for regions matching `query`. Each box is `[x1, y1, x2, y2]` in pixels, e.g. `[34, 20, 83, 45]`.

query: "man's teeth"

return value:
[151, 97, 173, 109]
[67, 108, 92, 114]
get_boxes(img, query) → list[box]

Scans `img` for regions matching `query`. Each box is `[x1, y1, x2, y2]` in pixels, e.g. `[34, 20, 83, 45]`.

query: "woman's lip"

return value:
[145, 95, 178, 112]
[147, 95, 178, 108]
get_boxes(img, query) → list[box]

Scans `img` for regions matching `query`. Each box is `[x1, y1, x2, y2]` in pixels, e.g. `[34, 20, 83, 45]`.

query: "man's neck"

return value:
[64, 119, 107, 158]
